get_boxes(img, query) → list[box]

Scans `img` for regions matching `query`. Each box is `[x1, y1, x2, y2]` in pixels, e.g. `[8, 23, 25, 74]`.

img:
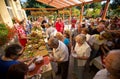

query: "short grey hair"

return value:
[48, 37, 59, 46]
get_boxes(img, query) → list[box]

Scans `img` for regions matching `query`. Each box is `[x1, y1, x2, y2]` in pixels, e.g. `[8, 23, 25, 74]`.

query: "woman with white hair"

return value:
[45, 23, 57, 39]
[71, 34, 91, 79]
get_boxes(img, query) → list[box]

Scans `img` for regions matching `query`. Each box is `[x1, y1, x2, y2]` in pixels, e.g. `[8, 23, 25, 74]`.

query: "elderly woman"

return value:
[55, 32, 71, 54]
[71, 34, 91, 79]
[55, 32, 70, 46]
[45, 23, 57, 39]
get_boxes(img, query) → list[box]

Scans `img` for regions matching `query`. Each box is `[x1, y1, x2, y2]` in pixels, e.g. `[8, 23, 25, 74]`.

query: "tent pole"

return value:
[80, 3, 84, 24]
[102, 0, 110, 20]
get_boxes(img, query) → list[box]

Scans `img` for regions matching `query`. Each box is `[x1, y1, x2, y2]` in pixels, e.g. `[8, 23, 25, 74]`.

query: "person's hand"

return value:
[27, 57, 37, 66]
[18, 58, 32, 62]
[71, 50, 76, 54]
[76, 56, 80, 59]
[49, 57, 54, 61]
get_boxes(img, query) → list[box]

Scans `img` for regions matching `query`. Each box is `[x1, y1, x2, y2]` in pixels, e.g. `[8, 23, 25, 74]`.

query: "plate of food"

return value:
[35, 56, 43, 64]
[28, 63, 36, 72]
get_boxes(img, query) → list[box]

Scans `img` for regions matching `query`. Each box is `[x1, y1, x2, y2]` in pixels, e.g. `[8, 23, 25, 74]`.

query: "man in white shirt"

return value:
[93, 50, 120, 79]
[48, 37, 69, 79]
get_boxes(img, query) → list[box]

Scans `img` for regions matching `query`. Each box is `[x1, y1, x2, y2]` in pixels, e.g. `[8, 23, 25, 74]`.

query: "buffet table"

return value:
[20, 26, 55, 79]
[27, 56, 54, 79]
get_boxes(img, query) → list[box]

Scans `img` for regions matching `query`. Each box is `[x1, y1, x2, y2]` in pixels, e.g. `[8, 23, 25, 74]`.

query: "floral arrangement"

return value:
[0, 23, 15, 46]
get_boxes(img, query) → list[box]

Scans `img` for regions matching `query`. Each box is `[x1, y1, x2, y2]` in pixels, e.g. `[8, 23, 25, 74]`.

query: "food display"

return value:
[21, 26, 48, 59]
[19, 26, 52, 79]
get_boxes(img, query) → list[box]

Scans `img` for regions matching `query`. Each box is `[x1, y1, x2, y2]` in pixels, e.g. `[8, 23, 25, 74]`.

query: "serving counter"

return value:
[20, 26, 54, 79]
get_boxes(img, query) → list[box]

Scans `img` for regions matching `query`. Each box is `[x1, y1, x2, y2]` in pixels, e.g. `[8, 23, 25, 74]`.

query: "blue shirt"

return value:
[63, 38, 70, 46]
[0, 58, 19, 79]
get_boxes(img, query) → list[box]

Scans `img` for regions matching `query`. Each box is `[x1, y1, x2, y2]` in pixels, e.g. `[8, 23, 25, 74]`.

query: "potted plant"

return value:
[0, 23, 15, 46]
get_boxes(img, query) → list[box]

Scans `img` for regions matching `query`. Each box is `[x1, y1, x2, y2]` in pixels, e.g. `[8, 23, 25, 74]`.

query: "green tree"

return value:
[22, 0, 53, 16]
[85, 2, 101, 18]
[106, 0, 120, 17]
[110, 0, 120, 10]
[89, 2, 102, 9]
[72, 7, 80, 17]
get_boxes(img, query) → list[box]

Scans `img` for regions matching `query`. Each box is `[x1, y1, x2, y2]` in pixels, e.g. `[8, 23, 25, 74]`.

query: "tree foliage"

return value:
[85, 8, 101, 18]
[110, 0, 120, 10]
[21, 0, 120, 17]
[107, 0, 120, 17]
[22, 0, 53, 16]
[72, 7, 80, 17]
[89, 3, 102, 9]
[84, 2, 102, 18]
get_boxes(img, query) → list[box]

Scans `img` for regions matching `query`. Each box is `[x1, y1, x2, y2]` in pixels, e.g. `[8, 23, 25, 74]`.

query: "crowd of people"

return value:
[0, 16, 120, 79]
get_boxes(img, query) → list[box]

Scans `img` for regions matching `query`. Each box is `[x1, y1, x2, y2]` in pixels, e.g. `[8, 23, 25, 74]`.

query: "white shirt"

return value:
[74, 42, 91, 66]
[86, 34, 91, 42]
[93, 69, 110, 79]
[53, 41, 69, 62]
[46, 26, 57, 38]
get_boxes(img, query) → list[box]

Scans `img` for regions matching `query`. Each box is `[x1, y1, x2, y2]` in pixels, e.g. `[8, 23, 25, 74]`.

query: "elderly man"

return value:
[90, 21, 105, 35]
[48, 37, 69, 79]
[93, 50, 120, 79]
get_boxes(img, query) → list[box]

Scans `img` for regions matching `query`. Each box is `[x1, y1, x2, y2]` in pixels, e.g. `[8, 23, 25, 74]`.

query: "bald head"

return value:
[109, 50, 120, 70]
[104, 50, 120, 77]
[97, 23, 105, 32]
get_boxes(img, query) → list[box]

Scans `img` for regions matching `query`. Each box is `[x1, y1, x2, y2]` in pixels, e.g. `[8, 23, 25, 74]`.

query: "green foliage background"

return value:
[0, 24, 8, 46]
[21, 0, 120, 18]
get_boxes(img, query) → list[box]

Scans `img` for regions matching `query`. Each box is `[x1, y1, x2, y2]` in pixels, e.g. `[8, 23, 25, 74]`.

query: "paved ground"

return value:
[52, 55, 74, 79]
[51, 55, 99, 79]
